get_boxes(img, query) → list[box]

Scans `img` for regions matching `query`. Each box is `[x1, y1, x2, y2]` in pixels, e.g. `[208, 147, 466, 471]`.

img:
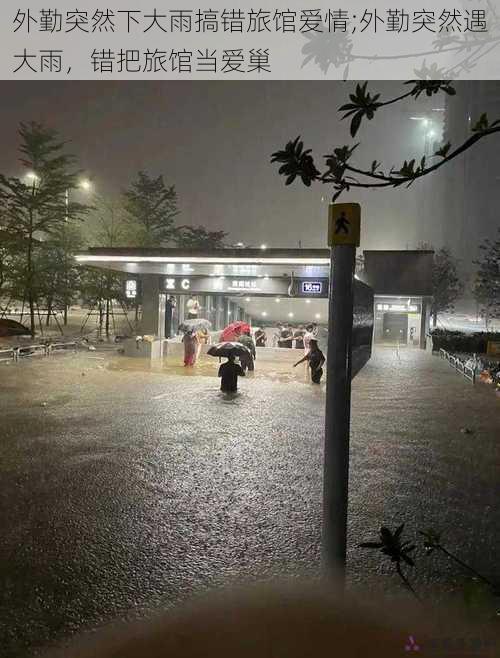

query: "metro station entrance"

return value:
[75, 245, 433, 366]
[382, 312, 408, 344]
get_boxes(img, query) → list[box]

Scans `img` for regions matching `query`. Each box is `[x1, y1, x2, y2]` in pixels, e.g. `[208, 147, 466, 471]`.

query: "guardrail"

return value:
[0, 341, 79, 364]
[439, 348, 476, 384]
[0, 347, 16, 363]
[17, 344, 47, 359]
[46, 341, 78, 354]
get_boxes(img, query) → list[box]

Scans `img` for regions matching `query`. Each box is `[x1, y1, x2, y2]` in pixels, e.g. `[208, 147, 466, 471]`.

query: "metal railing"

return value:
[46, 341, 78, 354]
[439, 348, 476, 384]
[0, 347, 16, 363]
[0, 341, 79, 364]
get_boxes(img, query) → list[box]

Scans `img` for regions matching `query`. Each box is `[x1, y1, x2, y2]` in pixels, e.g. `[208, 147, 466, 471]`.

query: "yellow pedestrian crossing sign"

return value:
[328, 203, 361, 247]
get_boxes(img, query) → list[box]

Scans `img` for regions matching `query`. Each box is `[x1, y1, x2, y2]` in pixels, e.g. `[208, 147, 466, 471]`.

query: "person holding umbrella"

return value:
[220, 321, 250, 343]
[218, 355, 245, 393]
[182, 328, 199, 367]
[207, 341, 251, 391]
[237, 329, 256, 373]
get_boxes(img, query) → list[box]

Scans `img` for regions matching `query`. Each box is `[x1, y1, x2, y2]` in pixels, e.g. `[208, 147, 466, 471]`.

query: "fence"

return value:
[0, 347, 16, 363]
[439, 348, 476, 384]
[0, 342, 78, 364]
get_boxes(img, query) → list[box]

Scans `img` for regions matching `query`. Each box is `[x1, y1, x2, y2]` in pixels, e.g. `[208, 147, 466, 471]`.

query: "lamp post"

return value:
[25, 173, 93, 219]
[65, 178, 93, 220]
[62, 179, 93, 325]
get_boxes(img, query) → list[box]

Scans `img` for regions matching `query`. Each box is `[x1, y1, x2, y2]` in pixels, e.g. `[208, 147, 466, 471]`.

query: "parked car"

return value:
[0, 318, 31, 337]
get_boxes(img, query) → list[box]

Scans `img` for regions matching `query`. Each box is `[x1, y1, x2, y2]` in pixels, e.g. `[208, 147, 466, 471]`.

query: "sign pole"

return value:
[323, 203, 360, 582]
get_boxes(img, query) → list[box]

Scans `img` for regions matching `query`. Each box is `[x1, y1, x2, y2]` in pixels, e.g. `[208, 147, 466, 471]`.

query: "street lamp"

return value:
[65, 178, 94, 220]
[25, 171, 40, 183]
[79, 178, 92, 192]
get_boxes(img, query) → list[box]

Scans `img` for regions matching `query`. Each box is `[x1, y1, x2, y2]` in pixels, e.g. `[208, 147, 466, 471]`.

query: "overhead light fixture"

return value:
[245, 297, 251, 302]
[260, 244, 267, 250]
[305, 299, 311, 304]
[261, 311, 267, 317]
[288, 312, 294, 318]
[275, 298, 280, 303]
[75, 255, 331, 265]
[315, 313, 321, 319]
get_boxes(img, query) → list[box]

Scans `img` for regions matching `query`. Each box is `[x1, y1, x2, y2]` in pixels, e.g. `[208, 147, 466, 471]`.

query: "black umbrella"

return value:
[207, 342, 251, 358]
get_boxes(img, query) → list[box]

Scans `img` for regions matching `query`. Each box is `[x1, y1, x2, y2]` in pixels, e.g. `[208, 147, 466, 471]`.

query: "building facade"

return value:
[439, 81, 500, 272]
[76, 247, 433, 349]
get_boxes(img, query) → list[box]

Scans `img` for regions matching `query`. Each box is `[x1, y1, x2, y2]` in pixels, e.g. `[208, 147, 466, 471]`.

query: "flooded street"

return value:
[1, 348, 499, 657]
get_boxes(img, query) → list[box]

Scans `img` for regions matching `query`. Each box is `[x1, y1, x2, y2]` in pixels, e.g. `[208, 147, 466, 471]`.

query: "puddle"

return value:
[104, 354, 315, 385]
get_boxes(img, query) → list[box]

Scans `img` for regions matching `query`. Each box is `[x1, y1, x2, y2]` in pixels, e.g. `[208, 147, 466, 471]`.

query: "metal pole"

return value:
[322, 243, 356, 582]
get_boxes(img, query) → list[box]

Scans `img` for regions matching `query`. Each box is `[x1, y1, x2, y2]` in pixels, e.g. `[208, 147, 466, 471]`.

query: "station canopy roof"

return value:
[75, 247, 331, 278]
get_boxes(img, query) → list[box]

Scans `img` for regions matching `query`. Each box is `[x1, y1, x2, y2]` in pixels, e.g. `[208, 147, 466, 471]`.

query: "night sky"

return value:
[0, 80, 469, 250]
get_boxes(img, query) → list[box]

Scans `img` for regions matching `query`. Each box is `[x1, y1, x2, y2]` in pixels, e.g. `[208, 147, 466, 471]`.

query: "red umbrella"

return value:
[220, 321, 250, 342]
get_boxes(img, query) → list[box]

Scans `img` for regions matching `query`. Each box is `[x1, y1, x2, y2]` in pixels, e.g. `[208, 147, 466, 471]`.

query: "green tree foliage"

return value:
[430, 247, 464, 328]
[123, 171, 179, 246]
[271, 81, 500, 201]
[79, 196, 131, 335]
[122, 171, 226, 251]
[0, 122, 89, 334]
[173, 225, 227, 249]
[87, 195, 132, 248]
[473, 229, 500, 329]
[36, 223, 84, 326]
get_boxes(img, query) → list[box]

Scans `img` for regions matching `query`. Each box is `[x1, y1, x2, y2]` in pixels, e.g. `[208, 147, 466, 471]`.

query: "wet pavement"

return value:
[0, 348, 499, 656]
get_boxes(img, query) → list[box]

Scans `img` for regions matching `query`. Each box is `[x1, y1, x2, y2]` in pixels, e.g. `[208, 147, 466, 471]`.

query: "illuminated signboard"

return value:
[228, 279, 260, 291]
[376, 303, 419, 312]
[165, 277, 191, 291]
[302, 281, 323, 295]
[125, 280, 137, 299]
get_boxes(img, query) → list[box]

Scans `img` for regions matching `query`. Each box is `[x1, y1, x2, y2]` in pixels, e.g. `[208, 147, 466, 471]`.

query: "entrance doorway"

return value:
[382, 312, 408, 343]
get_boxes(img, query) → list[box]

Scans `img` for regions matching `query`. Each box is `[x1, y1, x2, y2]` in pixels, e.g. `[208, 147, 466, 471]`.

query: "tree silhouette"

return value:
[0, 122, 89, 334]
[272, 81, 500, 201]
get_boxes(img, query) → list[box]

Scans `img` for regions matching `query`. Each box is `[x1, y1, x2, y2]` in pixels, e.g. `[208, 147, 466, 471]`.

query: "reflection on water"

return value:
[105, 354, 319, 386]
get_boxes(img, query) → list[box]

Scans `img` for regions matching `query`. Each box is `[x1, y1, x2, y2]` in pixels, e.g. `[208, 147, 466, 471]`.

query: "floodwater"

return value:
[0, 348, 499, 657]
[107, 350, 313, 385]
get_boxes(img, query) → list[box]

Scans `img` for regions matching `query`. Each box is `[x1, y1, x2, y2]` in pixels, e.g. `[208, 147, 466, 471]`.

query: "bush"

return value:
[430, 329, 500, 354]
